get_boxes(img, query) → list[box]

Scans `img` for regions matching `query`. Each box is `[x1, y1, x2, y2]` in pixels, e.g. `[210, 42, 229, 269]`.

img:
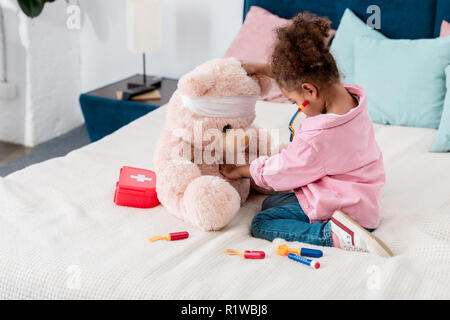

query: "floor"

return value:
[0, 142, 34, 166]
[0, 125, 90, 177]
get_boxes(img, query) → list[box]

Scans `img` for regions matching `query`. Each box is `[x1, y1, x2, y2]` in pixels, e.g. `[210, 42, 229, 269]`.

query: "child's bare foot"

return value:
[330, 210, 393, 257]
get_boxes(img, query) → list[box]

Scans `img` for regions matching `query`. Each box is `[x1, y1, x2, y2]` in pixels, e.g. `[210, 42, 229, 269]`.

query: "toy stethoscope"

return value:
[288, 100, 309, 142]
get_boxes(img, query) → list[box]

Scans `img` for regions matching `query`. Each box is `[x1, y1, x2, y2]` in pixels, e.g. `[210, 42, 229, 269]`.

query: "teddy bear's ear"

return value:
[252, 74, 273, 98]
[178, 72, 215, 96]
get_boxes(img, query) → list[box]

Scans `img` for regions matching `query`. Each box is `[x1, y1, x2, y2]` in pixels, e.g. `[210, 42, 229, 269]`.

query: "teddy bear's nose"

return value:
[222, 124, 232, 132]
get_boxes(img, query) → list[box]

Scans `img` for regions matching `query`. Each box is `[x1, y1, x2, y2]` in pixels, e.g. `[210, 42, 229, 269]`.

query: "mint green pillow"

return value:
[330, 8, 386, 84]
[354, 36, 450, 129]
[431, 65, 450, 152]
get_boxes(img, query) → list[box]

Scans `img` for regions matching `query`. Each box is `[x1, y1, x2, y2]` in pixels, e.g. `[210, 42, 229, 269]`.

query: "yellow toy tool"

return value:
[276, 244, 323, 258]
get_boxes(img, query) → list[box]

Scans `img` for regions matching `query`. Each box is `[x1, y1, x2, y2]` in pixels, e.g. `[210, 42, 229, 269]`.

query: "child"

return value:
[220, 13, 393, 257]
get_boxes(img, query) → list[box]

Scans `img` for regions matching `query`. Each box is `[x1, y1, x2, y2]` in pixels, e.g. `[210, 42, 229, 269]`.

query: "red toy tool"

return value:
[149, 231, 189, 242]
[114, 166, 160, 208]
[225, 249, 265, 259]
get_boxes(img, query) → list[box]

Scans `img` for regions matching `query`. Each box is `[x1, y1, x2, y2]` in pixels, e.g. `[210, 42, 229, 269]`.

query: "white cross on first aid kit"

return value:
[130, 174, 153, 183]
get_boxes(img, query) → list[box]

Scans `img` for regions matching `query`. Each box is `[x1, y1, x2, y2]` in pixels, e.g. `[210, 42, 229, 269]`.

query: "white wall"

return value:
[0, 0, 83, 147]
[0, 0, 244, 146]
[0, 1, 27, 145]
[25, 1, 83, 146]
[80, 0, 244, 92]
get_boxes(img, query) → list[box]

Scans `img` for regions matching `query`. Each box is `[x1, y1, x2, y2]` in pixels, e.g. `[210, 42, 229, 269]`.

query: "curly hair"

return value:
[270, 12, 340, 91]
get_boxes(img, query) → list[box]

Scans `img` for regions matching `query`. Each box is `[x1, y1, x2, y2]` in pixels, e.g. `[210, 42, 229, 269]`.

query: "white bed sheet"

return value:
[1, 101, 450, 299]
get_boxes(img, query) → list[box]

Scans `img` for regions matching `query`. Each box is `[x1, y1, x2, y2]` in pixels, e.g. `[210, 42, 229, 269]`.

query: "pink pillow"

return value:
[441, 20, 450, 37]
[224, 6, 336, 103]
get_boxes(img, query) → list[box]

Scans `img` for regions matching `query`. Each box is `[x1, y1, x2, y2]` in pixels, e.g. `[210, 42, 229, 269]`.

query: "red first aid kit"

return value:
[114, 166, 160, 208]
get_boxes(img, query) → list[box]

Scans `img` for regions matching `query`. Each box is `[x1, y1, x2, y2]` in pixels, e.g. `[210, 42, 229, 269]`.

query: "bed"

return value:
[1, 0, 450, 299]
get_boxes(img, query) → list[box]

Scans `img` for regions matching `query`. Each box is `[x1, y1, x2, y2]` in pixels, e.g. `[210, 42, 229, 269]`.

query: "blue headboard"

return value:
[243, 0, 450, 39]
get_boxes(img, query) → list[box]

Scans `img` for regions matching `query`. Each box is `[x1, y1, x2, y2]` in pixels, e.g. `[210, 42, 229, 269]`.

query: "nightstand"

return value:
[79, 75, 178, 142]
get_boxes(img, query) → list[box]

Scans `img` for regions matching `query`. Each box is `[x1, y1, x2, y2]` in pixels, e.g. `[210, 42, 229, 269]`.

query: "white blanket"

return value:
[1, 101, 450, 299]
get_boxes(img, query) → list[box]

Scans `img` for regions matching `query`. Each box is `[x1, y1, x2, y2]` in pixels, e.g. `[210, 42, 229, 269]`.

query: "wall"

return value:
[0, 0, 83, 147]
[0, 0, 26, 145]
[0, 0, 244, 146]
[25, 1, 83, 146]
[79, 0, 244, 92]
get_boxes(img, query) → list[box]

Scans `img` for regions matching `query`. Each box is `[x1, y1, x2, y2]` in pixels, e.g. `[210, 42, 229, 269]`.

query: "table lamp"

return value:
[125, 0, 162, 97]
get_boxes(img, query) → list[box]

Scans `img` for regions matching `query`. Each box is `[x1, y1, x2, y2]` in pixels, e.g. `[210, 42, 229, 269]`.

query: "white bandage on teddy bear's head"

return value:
[180, 94, 258, 118]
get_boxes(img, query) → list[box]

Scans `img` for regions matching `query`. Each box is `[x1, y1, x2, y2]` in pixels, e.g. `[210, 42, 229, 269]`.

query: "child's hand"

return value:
[241, 61, 273, 78]
[220, 164, 251, 180]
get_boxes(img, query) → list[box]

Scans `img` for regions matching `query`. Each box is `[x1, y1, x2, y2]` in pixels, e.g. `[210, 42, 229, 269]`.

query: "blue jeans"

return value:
[251, 193, 334, 247]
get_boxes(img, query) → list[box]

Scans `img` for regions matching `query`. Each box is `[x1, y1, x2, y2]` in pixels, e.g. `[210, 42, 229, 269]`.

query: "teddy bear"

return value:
[153, 57, 273, 231]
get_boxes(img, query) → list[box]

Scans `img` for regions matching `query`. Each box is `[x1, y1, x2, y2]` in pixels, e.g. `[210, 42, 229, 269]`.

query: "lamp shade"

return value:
[126, 0, 162, 54]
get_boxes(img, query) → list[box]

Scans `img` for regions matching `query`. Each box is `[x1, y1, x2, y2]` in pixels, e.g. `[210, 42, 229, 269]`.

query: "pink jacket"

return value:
[250, 84, 385, 229]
